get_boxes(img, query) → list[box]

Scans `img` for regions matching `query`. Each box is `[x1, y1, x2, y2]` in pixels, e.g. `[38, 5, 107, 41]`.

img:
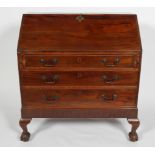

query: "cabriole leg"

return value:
[127, 118, 140, 142]
[19, 118, 32, 142]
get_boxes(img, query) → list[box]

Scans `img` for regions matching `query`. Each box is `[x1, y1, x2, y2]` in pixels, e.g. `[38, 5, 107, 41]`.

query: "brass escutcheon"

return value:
[76, 15, 84, 22]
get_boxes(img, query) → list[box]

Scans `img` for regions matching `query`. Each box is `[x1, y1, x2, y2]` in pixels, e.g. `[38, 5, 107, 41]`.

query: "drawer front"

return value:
[21, 71, 138, 86]
[23, 55, 139, 68]
[22, 88, 137, 108]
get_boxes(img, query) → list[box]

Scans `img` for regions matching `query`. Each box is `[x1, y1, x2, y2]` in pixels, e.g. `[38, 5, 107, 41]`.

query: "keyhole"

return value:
[77, 57, 82, 64]
[77, 73, 83, 78]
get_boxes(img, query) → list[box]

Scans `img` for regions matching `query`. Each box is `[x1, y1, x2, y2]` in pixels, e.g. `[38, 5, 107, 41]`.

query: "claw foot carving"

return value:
[20, 132, 30, 142]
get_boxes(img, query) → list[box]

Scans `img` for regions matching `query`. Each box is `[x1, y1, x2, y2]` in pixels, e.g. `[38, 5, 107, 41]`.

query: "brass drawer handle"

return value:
[45, 95, 60, 102]
[102, 75, 119, 84]
[101, 57, 120, 67]
[101, 94, 117, 102]
[40, 58, 58, 67]
[41, 74, 59, 84]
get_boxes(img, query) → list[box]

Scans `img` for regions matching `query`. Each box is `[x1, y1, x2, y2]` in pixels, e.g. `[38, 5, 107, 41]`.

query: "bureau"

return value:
[17, 14, 142, 142]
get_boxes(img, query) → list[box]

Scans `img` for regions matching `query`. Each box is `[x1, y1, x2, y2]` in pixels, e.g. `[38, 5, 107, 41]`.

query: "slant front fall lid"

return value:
[18, 14, 142, 52]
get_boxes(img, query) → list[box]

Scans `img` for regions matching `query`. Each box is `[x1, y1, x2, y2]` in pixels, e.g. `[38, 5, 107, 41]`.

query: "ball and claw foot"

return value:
[127, 118, 140, 142]
[19, 118, 32, 142]
[129, 131, 138, 142]
[20, 132, 30, 142]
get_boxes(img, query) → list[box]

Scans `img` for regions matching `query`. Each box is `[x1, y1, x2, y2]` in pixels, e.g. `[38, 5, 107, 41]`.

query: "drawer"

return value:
[21, 71, 138, 86]
[23, 55, 139, 68]
[22, 88, 137, 108]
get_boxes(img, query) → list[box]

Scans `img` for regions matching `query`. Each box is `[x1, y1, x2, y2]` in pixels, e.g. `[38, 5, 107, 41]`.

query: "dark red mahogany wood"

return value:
[17, 14, 142, 142]
[18, 14, 142, 52]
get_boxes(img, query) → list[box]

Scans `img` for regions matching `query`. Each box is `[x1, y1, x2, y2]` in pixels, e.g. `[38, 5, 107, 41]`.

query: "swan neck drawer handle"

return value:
[101, 57, 120, 67]
[41, 75, 59, 84]
[101, 94, 117, 102]
[40, 58, 58, 67]
[45, 95, 60, 103]
[102, 75, 119, 84]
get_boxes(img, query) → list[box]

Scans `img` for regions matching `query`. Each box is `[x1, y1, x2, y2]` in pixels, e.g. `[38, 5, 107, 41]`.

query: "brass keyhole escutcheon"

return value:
[76, 15, 84, 22]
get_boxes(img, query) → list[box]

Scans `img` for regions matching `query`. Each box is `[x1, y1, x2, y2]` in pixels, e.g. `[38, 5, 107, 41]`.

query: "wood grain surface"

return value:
[17, 14, 142, 141]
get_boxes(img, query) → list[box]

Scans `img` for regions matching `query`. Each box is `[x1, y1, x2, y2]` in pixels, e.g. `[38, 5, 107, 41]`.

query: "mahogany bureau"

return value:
[17, 14, 142, 142]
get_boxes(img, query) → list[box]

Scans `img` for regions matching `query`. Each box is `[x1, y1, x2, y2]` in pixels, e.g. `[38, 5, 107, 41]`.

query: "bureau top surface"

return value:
[18, 14, 142, 53]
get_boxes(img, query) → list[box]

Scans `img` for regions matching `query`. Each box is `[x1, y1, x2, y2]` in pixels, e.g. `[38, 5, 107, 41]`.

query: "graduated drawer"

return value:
[22, 55, 139, 69]
[22, 88, 137, 108]
[20, 71, 138, 86]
